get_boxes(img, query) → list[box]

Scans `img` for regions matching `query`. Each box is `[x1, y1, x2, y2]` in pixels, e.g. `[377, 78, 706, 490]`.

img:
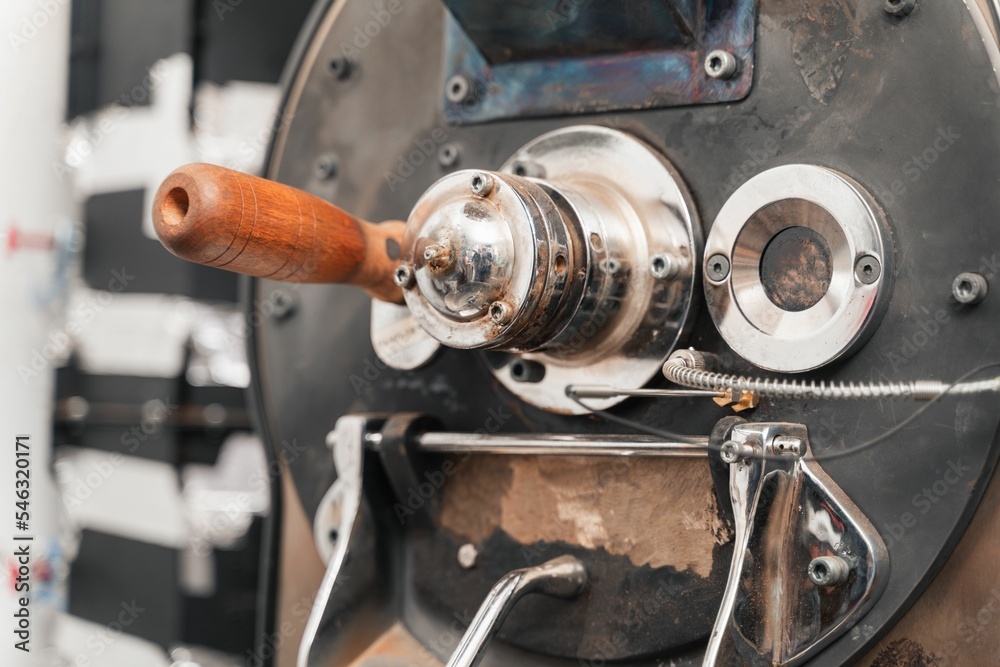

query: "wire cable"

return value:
[569, 362, 1000, 462]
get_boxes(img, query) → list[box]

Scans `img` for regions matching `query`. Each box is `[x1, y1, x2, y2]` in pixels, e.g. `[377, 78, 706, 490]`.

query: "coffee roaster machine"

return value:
[150, 1, 1000, 664]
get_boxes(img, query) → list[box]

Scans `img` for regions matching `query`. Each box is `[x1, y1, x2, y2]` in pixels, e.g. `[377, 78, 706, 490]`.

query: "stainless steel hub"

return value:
[704, 165, 894, 373]
[397, 125, 701, 413]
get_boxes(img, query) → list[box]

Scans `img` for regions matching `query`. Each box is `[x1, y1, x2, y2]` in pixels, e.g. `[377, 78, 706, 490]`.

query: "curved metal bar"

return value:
[297, 416, 376, 667]
[446, 555, 588, 667]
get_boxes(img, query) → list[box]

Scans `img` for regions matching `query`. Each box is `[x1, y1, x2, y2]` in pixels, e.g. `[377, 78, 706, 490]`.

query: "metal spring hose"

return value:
[663, 352, 1000, 401]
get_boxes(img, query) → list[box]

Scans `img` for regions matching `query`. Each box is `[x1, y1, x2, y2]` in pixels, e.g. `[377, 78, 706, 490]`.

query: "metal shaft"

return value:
[365, 432, 708, 457]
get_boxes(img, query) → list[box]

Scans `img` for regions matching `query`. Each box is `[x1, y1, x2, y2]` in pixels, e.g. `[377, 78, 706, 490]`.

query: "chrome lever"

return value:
[447, 556, 588, 667]
[704, 423, 889, 666]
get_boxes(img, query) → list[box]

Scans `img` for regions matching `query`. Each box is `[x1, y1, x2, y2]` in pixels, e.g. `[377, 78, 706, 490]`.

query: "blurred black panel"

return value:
[69, 0, 192, 118]
[69, 531, 180, 648]
[68, 0, 101, 119]
[194, 0, 316, 85]
[182, 519, 264, 654]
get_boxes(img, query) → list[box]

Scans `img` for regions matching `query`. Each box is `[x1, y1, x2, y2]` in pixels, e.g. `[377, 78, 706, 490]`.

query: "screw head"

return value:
[314, 153, 340, 181]
[884, 0, 917, 17]
[706, 254, 731, 282]
[457, 543, 478, 569]
[393, 264, 415, 288]
[952, 272, 989, 305]
[446, 74, 473, 103]
[438, 143, 460, 168]
[854, 255, 882, 285]
[705, 50, 739, 80]
[720, 440, 742, 464]
[470, 172, 495, 197]
[808, 556, 851, 587]
[650, 253, 681, 280]
[489, 300, 514, 325]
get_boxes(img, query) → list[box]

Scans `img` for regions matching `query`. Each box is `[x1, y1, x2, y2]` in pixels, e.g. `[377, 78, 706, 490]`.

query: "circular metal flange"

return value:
[704, 165, 893, 372]
[490, 125, 701, 414]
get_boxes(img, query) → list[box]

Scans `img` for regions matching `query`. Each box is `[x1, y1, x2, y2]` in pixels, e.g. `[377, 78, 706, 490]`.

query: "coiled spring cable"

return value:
[662, 350, 1000, 401]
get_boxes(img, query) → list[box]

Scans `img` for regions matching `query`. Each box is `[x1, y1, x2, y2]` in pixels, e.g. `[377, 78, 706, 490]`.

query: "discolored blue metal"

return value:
[442, 0, 757, 125]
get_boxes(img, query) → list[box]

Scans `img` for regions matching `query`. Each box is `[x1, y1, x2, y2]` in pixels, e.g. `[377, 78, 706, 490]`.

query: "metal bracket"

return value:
[370, 300, 440, 371]
[704, 423, 890, 666]
[298, 415, 388, 667]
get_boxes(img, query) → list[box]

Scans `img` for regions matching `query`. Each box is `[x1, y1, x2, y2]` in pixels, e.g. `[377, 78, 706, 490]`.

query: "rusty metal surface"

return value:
[441, 0, 698, 64]
[755, 202, 836, 312]
[424, 455, 731, 659]
[442, 0, 757, 124]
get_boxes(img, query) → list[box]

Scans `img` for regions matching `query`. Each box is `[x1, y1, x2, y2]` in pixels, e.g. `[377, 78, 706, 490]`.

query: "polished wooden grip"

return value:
[152, 163, 405, 303]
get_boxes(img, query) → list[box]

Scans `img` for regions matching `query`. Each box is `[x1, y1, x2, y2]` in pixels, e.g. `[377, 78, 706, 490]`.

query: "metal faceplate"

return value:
[250, 0, 1000, 664]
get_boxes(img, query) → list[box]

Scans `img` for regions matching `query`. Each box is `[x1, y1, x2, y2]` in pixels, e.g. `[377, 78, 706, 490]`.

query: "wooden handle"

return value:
[152, 163, 405, 303]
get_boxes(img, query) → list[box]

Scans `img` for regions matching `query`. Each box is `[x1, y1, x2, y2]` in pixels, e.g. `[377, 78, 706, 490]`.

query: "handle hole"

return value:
[161, 187, 190, 227]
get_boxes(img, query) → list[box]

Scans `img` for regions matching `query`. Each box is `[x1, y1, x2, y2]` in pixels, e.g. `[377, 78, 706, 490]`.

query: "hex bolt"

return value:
[510, 358, 546, 383]
[438, 143, 460, 168]
[952, 272, 989, 305]
[808, 556, 852, 587]
[854, 255, 882, 285]
[720, 440, 742, 464]
[720, 439, 757, 464]
[393, 264, 415, 288]
[705, 50, 739, 80]
[706, 254, 731, 282]
[650, 253, 682, 280]
[446, 74, 474, 103]
[314, 153, 340, 181]
[489, 300, 514, 325]
[470, 172, 495, 197]
[458, 543, 479, 569]
[884, 0, 917, 17]
[328, 56, 353, 80]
